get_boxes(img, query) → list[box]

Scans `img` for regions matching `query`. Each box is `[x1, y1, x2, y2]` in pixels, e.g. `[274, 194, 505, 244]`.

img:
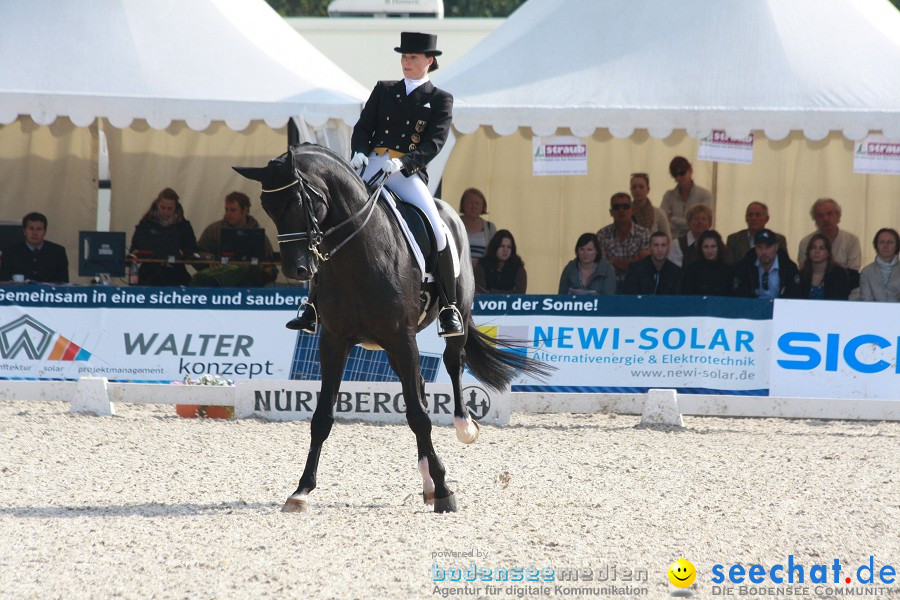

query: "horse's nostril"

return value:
[295, 266, 310, 279]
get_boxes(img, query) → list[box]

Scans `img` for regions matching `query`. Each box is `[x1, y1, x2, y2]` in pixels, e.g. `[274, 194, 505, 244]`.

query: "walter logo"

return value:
[462, 385, 491, 420]
[0, 315, 91, 361]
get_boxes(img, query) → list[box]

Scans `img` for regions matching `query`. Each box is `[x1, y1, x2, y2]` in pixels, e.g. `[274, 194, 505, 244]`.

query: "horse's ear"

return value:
[232, 166, 266, 182]
[287, 117, 300, 149]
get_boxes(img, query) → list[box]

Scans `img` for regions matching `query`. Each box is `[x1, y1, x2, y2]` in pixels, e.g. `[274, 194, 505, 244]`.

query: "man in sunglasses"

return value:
[596, 192, 651, 292]
[733, 229, 801, 299]
[659, 156, 713, 239]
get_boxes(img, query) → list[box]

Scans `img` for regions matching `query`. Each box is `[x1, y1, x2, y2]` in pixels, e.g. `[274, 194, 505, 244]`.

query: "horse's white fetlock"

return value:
[454, 416, 480, 444]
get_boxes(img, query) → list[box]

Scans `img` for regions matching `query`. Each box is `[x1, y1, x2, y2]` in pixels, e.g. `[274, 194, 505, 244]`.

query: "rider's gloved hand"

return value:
[381, 157, 404, 176]
[349, 152, 368, 170]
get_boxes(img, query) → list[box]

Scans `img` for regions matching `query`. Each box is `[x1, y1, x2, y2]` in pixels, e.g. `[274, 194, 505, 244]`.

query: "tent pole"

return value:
[95, 118, 111, 232]
[711, 160, 719, 227]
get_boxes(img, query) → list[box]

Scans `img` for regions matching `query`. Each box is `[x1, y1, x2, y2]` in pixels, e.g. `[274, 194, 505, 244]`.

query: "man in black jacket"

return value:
[623, 231, 682, 295]
[0, 212, 68, 283]
[732, 229, 801, 299]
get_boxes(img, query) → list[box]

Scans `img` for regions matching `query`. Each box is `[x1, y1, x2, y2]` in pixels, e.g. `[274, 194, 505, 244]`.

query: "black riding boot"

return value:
[435, 247, 464, 337]
[286, 287, 318, 333]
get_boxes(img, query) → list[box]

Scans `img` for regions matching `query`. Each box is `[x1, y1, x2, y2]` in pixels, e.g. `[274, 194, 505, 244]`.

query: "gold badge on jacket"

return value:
[411, 134, 421, 143]
[415, 120, 427, 132]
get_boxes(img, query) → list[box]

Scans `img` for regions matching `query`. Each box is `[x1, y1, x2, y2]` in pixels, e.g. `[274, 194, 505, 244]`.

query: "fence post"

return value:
[71, 377, 114, 416]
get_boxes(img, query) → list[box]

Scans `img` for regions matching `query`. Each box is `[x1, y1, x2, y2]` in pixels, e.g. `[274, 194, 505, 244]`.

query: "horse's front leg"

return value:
[443, 333, 479, 444]
[386, 337, 457, 513]
[282, 333, 350, 513]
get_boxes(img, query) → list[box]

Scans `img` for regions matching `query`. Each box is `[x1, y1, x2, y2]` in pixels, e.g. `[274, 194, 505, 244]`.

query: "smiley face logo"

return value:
[667, 558, 696, 588]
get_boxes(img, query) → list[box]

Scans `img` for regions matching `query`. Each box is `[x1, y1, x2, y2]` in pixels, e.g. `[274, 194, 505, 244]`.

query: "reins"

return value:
[264, 166, 387, 264]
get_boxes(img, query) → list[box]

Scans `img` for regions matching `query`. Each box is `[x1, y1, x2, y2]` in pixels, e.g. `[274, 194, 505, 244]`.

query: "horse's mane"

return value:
[292, 143, 366, 195]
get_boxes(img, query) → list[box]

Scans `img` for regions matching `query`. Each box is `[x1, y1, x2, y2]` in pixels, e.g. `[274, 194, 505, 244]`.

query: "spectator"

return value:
[681, 230, 732, 296]
[458, 188, 497, 266]
[597, 192, 651, 292]
[557, 232, 616, 295]
[797, 198, 861, 272]
[0, 212, 68, 283]
[733, 229, 801, 299]
[798, 233, 852, 300]
[659, 156, 713, 239]
[474, 229, 526, 294]
[629, 173, 671, 240]
[859, 228, 900, 302]
[668, 204, 713, 268]
[129, 188, 198, 286]
[197, 191, 274, 259]
[622, 231, 682, 295]
[724, 201, 789, 265]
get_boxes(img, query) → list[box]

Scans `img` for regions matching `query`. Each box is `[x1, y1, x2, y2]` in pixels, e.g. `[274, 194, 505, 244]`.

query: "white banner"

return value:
[697, 130, 754, 164]
[770, 299, 900, 399]
[532, 136, 588, 176]
[236, 380, 510, 425]
[853, 135, 900, 175]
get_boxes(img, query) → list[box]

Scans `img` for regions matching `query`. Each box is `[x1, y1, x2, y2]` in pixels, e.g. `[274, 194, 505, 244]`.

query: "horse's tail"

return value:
[463, 317, 554, 392]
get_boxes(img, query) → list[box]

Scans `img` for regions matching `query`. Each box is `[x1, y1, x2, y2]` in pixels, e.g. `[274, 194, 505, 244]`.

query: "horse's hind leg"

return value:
[444, 333, 479, 444]
[282, 334, 350, 513]
[387, 339, 457, 513]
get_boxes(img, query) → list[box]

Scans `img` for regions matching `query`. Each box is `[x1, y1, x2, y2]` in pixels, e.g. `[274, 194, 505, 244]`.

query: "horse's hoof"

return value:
[433, 492, 458, 513]
[281, 495, 309, 513]
[423, 491, 435, 506]
[455, 417, 480, 444]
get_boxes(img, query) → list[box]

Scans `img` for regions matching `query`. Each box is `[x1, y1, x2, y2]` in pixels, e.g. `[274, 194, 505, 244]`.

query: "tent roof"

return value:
[436, 0, 900, 140]
[0, 0, 368, 131]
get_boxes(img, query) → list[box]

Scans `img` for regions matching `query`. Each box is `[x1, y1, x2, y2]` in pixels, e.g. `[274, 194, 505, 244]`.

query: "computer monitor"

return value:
[131, 224, 181, 259]
[219, 227, 266, 261]
[79, 231, 127, 277]
[0, 222, 24, 254]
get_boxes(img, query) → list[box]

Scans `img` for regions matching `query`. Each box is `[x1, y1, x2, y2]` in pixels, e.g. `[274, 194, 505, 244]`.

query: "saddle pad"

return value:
[378, 190, 459, 282]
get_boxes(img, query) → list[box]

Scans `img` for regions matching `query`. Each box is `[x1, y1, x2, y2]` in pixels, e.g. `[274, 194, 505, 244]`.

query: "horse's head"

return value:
[233, 148, 328, 281]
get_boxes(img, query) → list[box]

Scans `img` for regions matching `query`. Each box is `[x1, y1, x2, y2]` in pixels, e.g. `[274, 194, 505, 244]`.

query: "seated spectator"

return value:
[597, 192, 651, 292]
[458, 188, 497, 267]
[474, 229, 526, 294]
[197, 191, 274, 258]
[681, 230, 732, 296]
[557, 232, 616, 295]
[724, 201, 789, 265]
[0, 212, 69, 283]
[130, 188, 198, 286]
[668, 204, 713, 268]
[799, 233, 852, 300]
[733, 229, 801, 299]
[629, 173, 671, 240]
[797, 198, 861, 272]
[659, 156, 713, 239]
[859, 227, 900, 302]
[622, 231, 681, 295]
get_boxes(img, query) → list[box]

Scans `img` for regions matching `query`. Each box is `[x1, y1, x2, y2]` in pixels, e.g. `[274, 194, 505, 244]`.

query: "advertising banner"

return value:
[697, 130, 754, 164]
[0, 285, 304, 382]
[852, 135, 900, 175]
[236, 380, 511, 425]
[445, 295, 772, 395]
[770, 299, 900, 399]
[532, 136, 588, 176]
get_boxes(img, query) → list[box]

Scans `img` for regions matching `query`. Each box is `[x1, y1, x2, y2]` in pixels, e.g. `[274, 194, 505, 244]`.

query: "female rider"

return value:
[287, 32, 461, 337]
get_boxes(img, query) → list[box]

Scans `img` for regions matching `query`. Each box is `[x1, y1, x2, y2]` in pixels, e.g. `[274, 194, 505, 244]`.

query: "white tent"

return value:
[434, 0, 900, 292]
[439, 0, 900, 140]
[0, 0, 367, 283]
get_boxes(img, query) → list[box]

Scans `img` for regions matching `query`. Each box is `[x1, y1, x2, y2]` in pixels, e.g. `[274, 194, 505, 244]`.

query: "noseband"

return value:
[262, 166, 383, 264]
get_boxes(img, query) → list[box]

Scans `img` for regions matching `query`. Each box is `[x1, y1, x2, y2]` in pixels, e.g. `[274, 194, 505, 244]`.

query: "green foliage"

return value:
[264, 0, 528, 17]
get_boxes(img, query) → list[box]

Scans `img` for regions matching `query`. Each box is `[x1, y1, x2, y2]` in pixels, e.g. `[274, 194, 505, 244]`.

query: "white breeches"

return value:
[364, 152, 448, 251]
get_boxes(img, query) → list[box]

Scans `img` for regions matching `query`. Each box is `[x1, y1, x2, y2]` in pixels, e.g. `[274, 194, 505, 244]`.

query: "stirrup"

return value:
[438, 305, 464, 338]
[286, 302, 318, 334]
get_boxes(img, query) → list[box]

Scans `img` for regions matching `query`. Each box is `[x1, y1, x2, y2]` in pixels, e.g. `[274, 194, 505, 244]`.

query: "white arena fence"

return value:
[0, 378, 898, 423]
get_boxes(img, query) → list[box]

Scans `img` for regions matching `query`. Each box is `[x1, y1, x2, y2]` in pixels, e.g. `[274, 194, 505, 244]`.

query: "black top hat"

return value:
[395, 32, 442, 56]
[754, 228, 778, 246]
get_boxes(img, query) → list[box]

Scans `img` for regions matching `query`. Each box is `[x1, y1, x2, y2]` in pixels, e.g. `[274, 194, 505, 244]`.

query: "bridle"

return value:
[262, 163, 385, 264]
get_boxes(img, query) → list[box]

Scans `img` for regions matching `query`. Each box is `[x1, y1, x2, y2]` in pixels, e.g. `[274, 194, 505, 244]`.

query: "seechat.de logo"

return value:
[668, 558, 697, 588]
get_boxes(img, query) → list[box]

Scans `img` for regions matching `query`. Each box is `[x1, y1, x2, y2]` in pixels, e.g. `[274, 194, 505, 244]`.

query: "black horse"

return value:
[234, 139, 547, 513]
